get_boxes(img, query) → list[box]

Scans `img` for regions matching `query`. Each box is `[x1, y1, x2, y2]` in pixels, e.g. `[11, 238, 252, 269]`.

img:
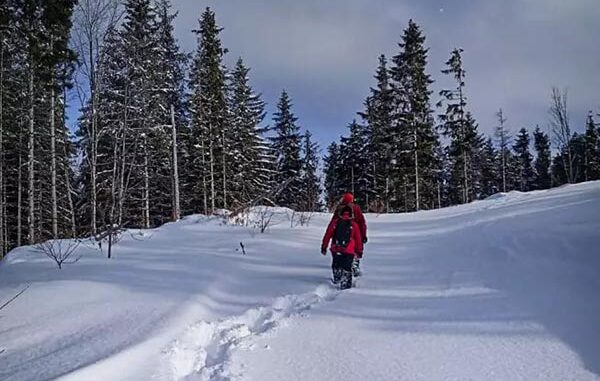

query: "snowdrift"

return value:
[1, 182, 599, 381]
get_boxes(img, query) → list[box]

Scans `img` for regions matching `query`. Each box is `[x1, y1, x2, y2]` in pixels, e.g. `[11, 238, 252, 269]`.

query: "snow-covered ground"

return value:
[1, 182, 600, 381]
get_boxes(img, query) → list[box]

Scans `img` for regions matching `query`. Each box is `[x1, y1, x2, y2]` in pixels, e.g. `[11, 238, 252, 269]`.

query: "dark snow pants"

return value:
[331, 252, 354, 289]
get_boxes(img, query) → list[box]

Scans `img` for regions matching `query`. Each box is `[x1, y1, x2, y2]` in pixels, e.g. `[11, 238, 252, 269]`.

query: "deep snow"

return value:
[1, 182, 600, 381]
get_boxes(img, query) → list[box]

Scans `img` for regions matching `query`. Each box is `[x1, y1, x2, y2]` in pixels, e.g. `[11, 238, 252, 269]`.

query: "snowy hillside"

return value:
[1, 182, 600, 381]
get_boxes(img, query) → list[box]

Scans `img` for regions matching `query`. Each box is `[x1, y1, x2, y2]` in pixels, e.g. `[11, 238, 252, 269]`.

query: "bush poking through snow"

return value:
[35, 239, 82, 269]
[254, 206, 276, 233]
[290, 211, 315, 227]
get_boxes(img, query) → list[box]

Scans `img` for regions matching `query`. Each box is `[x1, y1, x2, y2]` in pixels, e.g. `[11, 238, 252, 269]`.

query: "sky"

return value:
[166, 0, 600, 150]
[66, 1, 598, 151]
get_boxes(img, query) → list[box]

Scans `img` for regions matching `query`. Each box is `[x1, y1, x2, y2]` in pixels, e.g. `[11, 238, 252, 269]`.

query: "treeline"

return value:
[324, 20, 600, 212]
[0, 0, 321, 257]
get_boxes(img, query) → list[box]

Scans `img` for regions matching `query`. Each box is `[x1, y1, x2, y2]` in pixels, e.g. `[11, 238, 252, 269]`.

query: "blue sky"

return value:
[169, 0, 599, 150]
[70, 1, 600, 152]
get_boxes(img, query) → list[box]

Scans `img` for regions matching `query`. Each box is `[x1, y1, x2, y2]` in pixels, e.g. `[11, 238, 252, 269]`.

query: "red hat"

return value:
[342, 193, 354, 204]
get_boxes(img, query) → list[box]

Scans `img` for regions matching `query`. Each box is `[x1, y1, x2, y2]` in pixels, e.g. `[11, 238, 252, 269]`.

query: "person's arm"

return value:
[353, 221, 364, 254]
[321, 218, 336, 254]
[354, 205, 367, 242]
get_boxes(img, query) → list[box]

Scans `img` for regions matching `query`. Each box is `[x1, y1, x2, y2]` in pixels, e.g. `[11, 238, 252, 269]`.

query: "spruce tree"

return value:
[270, 90, 302, 208]
[149, 0, 187, 222]
[323, 142, 342, 209]
[438, 48, 482, 204]
[570, 133, 588, 183]
[299, 131, 322, 212]
[512, 128, 534, 191]
[360, 55, 394, 211]
[389, 20, 439, 211]
[338, 120, 372, 209]
[494, 108, 511, 192]
[584, 112, 600, 181]
[189, 7, 228, 213]
[227, 57, 270, 207]
[533, 126, 552, 189]
[479, 137, 499, 198]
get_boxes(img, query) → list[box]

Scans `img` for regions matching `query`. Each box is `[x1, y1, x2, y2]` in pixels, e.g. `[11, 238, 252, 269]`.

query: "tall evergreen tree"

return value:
[389, 20, 439, 211]
[584, 112, 600, 181]
[298, 131, 321, 212]
[149, 0, 187, 223]
[479, 137, 500, 198]
[438, 48, 482, 204]
[227, 57, 270, 207]
[512, 128, 534, 191]
[189, 7, 228, 213]
[360, 55, 394, 211]
[323, 142, 342, 209]
[533, 126, 552, 189]
[570, 133, 588, 183]
[494, 108, 511, 192]
[338, 120, 371, 209]
[270, 90, 302, 208]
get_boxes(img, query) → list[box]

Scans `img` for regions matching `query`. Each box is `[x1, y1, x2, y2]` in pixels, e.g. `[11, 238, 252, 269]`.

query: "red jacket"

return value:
[329, 203, 367, 242]
[321, 216, 363, 256]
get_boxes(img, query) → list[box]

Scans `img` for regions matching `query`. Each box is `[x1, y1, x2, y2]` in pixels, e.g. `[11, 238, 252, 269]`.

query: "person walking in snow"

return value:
[330, 192, 368, 276]
[321, 204, 364, 289]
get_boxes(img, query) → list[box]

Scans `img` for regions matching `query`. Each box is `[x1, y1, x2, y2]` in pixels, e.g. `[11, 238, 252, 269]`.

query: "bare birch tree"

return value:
[170, 104, 180, 220]
[494, 108, 511, 192]
[549, 87, 574, 184]
[72, 0, 121, 235]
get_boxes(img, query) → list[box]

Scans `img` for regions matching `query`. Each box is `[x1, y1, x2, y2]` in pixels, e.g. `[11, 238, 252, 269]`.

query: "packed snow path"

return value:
[167, 284, 337, 381]
[1, 182, 599, 380]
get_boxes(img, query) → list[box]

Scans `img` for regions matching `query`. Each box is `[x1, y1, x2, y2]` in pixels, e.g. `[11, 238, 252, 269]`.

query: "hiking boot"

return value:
[332, 268, 342, 284]
[352, 258, 361, 277]
[340, 270, 352, 290]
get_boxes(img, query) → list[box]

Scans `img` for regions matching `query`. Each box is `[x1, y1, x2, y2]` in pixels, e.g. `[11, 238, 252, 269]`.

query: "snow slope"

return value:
[1, 182, 599, 381]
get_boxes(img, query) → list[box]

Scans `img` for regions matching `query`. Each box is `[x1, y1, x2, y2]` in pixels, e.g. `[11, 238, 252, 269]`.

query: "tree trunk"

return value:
[458, 72, 468, 204]
[89, 39, 98, 236]
[437, 180, 441, 209]
[0, 41, 3, 256]
[567, 143, 574, 184]
[201, 139, 208, 214]
[403, 176, 408, 212]
[385, 176, 389, 213]
[209, 138, 215, 214]
[117, 86, 129, 226]
[170, 104, 180, 220]
[17, 120, 23, 247]
[502, 144, 506, 192]
[143, 134, 150, 228]
[50, 82, 58, 238]
[62, 87, 76, 237]
[463, 150, 469, 204]
[222, 130, 227, 210]
[414, 123, 420, 211]
[28, 65, 35, 244]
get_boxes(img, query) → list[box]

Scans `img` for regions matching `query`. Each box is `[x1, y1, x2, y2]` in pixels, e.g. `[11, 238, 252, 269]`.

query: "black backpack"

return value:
[333, 219, 352, 248]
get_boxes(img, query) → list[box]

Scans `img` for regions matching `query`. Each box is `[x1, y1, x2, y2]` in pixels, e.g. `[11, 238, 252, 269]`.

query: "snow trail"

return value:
[167, 284, 337, 381]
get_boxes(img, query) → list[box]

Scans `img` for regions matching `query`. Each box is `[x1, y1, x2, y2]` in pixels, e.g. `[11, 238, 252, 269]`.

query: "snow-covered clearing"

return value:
[1, 182, 599, 381]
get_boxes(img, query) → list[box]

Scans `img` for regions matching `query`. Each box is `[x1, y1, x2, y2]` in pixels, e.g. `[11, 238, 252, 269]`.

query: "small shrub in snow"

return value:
[35, 239, 82, 269]
[290, 211, 315, 227]
[254, 206, 276, 233]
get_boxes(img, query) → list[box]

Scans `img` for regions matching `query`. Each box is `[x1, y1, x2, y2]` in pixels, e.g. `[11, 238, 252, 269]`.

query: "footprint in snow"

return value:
[165, 283, 338, 381]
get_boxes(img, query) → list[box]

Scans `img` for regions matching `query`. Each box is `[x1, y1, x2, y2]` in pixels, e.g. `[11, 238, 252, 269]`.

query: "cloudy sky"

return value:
[170, 0, 600, 149]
